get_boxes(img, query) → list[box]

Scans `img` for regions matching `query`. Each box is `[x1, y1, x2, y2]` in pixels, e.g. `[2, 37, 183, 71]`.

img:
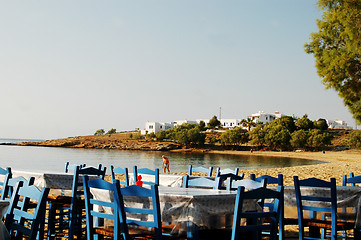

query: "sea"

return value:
[0, 138, 323, 173]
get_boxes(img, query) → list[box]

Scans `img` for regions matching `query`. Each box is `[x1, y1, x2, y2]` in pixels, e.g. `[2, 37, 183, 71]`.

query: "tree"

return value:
[220, 127, 248, 146]
[106, 128, 116, 135]
[295, 114, 314, 130]
[290, 130, 309, 148]
[207, 115, 222, 129]
[314, 118, 329, 130]
[264, 125, 291, 150]
[197, 120, 206, 131]
[94, 129, 105, 135]
[305, 0, 361, 124]
[307, 129, 333, 149]
[241, 117, 256, 131]
[349, 130, 361, 149]
[249, 125, 266, 147]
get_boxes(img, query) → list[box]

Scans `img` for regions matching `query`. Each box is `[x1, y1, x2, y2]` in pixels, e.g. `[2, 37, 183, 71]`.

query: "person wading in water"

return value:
[162, 155, 170, 173]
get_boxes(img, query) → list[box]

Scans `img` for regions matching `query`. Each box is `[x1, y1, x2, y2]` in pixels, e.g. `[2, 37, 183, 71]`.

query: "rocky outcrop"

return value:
[12, 135, 182, 151]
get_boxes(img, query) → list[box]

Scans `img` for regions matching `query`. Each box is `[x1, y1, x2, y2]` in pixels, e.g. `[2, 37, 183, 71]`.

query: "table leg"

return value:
[186, 222, 199, 240]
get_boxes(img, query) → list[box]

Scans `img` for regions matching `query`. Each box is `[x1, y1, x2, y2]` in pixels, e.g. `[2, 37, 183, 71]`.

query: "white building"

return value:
[220, 119, 242, 128]
[141, 120, 197, 135]
[326, 119, 352, 129]
[251, 111, 285, 124]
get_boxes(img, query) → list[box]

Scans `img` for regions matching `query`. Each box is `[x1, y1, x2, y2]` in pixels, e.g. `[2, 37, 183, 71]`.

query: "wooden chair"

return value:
[294, 176, 356, 240]
[188, 165, 213, 177]
[5, 181, 50, 240]
[250, 174, 285, 240]
[182, 175, 222, 189]
[47, 165, 107, 239]
[217, 173, 244, 190]
[226, 178, 267, 191]
[0, 167, 11, 199]
[110, 166, 129, 186]
[64, 162, 86, 173]
[83, 176, 129, 240]
[120, 184, 163, 239]
[133, 166, 159, 186]
[231, 186, 283, 240]
[216, 167, 239, 176]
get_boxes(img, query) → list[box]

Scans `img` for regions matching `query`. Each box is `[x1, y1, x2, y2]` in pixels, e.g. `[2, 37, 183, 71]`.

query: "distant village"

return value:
[141, 111, 352, 135]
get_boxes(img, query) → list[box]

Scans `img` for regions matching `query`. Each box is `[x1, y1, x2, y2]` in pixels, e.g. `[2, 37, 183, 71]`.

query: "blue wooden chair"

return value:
[110, 166, 129, 186]
[47, 165, 107, 240]
[294, 176, 356, 240]
[231, 185, 283, 240]
[5, 181, 50, 240]
[216, 167, 239, 176]
[0, 167, 11, 199]
[188, 165, 213, 177]
[64, 162, 86, 173]
[226, 178, 267, 191]
[182, 175, 222, 189]
[250, 174, 284, 240]
[83, 176, 129, 240]
[133, 166, 159, 186]
[119, 184, 163, 240]
[1, 176, 35, 210]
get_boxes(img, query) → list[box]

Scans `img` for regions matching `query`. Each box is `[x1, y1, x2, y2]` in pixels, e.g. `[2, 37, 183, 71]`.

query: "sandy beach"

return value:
[205, 149, 361, 186]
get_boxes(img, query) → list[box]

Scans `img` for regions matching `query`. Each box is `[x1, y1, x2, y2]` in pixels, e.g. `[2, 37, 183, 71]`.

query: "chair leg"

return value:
[186, 222, 199, 240]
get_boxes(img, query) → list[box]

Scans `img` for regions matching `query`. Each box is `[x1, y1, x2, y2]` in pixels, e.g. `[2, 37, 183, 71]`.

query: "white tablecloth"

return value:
[128, 173, 184, 187]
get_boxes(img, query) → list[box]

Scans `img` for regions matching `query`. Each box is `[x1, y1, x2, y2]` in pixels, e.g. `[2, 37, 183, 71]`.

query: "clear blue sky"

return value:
[0, 1, 356, 140]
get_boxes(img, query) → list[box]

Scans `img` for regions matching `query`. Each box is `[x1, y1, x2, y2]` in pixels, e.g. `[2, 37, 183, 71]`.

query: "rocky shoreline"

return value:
[6, 135, 183, 151]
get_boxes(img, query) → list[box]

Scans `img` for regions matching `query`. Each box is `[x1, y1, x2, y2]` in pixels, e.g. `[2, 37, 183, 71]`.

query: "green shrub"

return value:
[94, 129, 105, 135]
[349, 130, 361, 149]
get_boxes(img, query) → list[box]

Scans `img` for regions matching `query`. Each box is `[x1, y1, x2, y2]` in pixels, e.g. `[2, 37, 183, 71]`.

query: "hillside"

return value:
[9, 129, 357, 152]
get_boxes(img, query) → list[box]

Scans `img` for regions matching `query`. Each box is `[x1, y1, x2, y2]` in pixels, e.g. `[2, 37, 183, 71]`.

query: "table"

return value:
[0, 201, 9, 240]
[128, 173, 184, 187]
[11, 170, 74, 190]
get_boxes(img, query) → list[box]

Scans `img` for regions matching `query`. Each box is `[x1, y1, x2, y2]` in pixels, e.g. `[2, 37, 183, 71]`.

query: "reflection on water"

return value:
[0, 145, 323, 173]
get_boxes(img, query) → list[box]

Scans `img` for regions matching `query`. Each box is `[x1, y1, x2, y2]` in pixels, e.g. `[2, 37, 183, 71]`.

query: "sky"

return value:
[0, 1, 356, 140]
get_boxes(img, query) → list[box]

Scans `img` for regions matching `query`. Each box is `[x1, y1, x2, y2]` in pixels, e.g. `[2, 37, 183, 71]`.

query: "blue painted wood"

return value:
[110, 166, 129, 186]
[250, 174, 284, 240]
[119, 184, 162, 240]
[64, 162, 87, 173]
[0, 167, 12, 200]
[5, 181, 50, 240]
[294, 176, 343, 240]
[83, 176, 129, 240]
[188, 165, 213, 177]
[133, 166, 159, 186]
[48, 165, 107, 240]
[231, 185, 283, 240]
[216, 167, 240, 176]
[226, 178, 267, 191]
[182, 175, 222, 189]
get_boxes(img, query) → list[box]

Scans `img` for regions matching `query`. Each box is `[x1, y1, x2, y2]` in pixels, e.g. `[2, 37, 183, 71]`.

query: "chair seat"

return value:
[94, 226, 115, 237]
[303, 219, 355, 230]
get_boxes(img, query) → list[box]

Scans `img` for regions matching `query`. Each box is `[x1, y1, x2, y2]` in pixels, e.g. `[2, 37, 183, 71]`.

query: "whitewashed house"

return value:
[220, 119, 242, 128]
[251, 111, 278, 124]
[141, 120, 197, 135]
[326, 119, 352, 129]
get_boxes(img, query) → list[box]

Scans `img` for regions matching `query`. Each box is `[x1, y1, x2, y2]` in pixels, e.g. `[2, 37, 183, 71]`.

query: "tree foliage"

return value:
[94, 129, 105, 135]
[295, 114, 314, 130]
[307, 129, 333, 149]
[249, 125, 266, 147]
[290, 130, 309, 148]
[155, 123, 205, 145]
[240, 118, 256, 131]
[106, 128, 116, 135]
[305, 0, 361, 124]
[349, 130, 361, 149]
[207, 115, 222, 129]
[220, 127, 249, 146]
[314, 118, 329, 130]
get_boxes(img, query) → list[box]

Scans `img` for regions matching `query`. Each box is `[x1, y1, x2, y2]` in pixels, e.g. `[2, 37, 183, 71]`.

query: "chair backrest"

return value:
[110, 166, 129, 186]
[342, 172, 361, 187]
[216, 173, 244, 190]
[5, 181, 50, 240]
[133, 166, 159, 186]
[119, 185, 162, 240]
[83, 176, 129, 240]
[182, 175, 222, 189]
[0, 167, 11, 199]
[64, 162, 87, 173]
[69, 165, 107, 238]
[188, 165, 213, 177]
[250, 174, 284, 186]
[293, 176, 337, 240]
[231, 186, 283, 240]
[216, 167, 239, 176]
[1, 176, 35, 203]
[227, 178, 267, 191]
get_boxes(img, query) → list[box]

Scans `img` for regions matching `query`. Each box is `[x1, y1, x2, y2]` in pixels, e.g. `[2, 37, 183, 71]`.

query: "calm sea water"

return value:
[0, 139, 323, 173]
